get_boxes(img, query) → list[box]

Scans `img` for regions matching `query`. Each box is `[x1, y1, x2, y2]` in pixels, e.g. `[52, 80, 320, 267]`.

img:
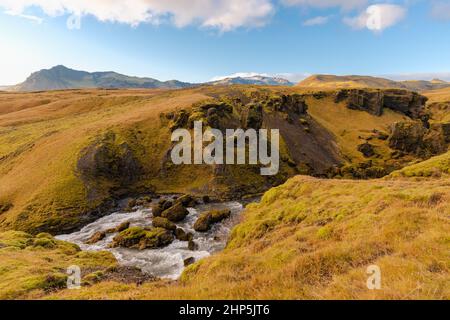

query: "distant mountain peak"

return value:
[209, 74, 293, 86]
[11, 66, 296, 92]
[13, 65, 192, 92]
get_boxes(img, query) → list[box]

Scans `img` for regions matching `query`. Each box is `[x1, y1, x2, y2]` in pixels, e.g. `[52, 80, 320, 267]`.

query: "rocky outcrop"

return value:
[440, 123, 450, 143]
[389, 121, 448, 157]
[194, 209, 231, 232]
[78, 133, 143, 186]
[358, 143, 376, 158]
[334, 89, 428, 119]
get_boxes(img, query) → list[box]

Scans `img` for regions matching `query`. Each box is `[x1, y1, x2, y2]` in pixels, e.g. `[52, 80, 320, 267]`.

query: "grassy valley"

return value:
[0, 84, 449, 299]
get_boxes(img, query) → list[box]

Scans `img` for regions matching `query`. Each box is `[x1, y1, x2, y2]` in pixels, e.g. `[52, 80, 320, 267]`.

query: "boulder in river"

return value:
[177, 195, 197, 207]
[184, 257, 195, 267]
[193, 209, 231, 232]
[161, 202, 189, 222]
[152, 217, 177, 231]
[188, 239, 198, 251]
[175, 228, 193, 241]
[111, 226, 174, 250]
[151, 199, 174, 217]
[105, 221, 130, 234]
[115, 221, 130, 232]
[85, 231, 106, 244]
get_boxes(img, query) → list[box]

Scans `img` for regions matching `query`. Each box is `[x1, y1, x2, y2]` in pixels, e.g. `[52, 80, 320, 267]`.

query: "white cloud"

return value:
[281, 0, 367, 10]
[431, 1, 450, 20]
[344, 4, 406, 32]
[4, 10, 43, 23]
[0, 0, 274, 31]
[303, 16, 330, 26]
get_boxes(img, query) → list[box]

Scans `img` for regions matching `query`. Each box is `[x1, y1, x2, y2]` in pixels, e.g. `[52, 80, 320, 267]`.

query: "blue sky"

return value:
[1, 0, 450, 85]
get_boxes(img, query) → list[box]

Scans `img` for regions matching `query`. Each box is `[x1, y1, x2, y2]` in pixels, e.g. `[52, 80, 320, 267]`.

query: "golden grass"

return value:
[40, 175, 449, 300]
[304, 95, 407, 162]
[0, 231, 116, 299]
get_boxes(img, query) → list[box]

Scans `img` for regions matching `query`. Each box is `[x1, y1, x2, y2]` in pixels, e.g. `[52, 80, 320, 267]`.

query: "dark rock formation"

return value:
[334, 89, 428, 118]
[193, 209, 231, 232]
[85, 231, 106, 244]
[111, 227, 173, 250]
[188, 239, 198, 251]
[174, 228, 193, 241]
[440, 123, 450, 143]
[177, 195, 197, 207]
[184, 257, 195, 267]
[389, 121, 426, 154]
[358, 143, 376, 158]
[388, 121, 448, 157]
[152, 199, 173, 217]
[161, 202, 189, 222]
[152, 217, 176, 231]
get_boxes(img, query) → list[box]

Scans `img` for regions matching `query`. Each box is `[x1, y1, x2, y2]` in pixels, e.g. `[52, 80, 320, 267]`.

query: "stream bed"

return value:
[56, 198, 245, 279]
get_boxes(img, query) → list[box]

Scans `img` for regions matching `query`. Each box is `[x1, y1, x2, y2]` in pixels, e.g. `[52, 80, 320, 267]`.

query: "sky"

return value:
[1, 0, 450, 85]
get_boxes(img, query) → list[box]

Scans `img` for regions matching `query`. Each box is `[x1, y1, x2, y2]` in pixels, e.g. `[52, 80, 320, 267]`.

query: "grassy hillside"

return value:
[0, 231, 116, 299]
[0, 88, 211, 233]
[32, 173, 448, 300]
[423, 87, 450, 123]
[1, 86, 436, 234]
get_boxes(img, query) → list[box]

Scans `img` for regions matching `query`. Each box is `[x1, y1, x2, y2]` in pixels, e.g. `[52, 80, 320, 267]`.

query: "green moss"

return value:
[316, 226, 334, 240]
[33, 238, 57, 249]
[112, 226, 174, 249]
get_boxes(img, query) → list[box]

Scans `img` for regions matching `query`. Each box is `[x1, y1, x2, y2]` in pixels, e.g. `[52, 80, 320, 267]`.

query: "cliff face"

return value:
[334, 88, 428, 119]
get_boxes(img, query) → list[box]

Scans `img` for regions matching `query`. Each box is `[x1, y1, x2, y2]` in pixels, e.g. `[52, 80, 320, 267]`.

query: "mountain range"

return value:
[297, 74, 450, 91]
[5, 66, 450, 92]
[5, 65, 294, 92]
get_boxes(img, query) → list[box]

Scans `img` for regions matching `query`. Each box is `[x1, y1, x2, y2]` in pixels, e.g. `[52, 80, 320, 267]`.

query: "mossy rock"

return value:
[137, 228, 174, 250]
[188, 239, 198, 251]
[152, 217, 176, 231]
[41, 273, 68, 292]
[35, 232, 53, 239]
[193, 209, 231, 232]
[33, 237, 57, 249]
[174, 228, 193, 241]
[152, 199, 173, 217]
[111, 227, 174, 250]
[161, 203, 189, 222]
[85, 231, 106, 244]
[83, 271, 105, 285]
[115, 221, 130, 233]
[176, 195, 197, 208]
